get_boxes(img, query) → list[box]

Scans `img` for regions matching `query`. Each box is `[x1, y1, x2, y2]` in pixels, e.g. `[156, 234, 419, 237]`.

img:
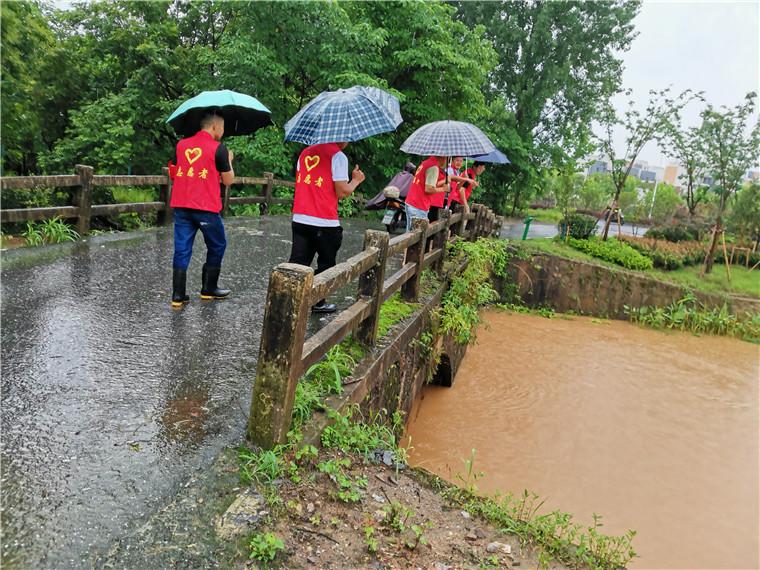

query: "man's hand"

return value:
[228, 149, 234, 163]
[471, 179, 479, 188]
[352, 164, 365, 185]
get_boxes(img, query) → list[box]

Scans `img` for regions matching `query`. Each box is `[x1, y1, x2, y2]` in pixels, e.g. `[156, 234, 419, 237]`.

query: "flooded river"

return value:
[406, 311, 759, 569]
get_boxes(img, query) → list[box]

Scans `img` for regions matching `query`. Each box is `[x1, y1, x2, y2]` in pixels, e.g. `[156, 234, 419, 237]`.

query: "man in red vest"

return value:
[445, 156, 479, 214]
[289, 142, 365, 313]
[169, 113, 235, 307]
[404, 156, 447, 231]
[449, 161, 485, 212]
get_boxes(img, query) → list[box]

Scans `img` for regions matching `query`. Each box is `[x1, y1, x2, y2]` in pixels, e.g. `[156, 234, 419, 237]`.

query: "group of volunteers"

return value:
[168, 112, 487, 313]
[404, 155, 485, 231]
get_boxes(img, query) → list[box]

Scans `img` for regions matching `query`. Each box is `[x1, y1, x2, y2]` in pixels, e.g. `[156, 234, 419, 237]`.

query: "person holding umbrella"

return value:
[449, 160, 486, 211]
[284, 86, 403, 313]
[404, 156, 448, 230]
[445, 156, 479, 214]
[400, 120, 497, 230]
[166, 90, 272, 308]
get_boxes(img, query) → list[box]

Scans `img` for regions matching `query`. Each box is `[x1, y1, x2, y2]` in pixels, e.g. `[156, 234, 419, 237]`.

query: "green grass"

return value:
[650, 265, 759, 299]
[524, 207, 565, 224]
[111, 187, 157, 203]
[377, 293, 418, 337]
[518, 238, 759, 299]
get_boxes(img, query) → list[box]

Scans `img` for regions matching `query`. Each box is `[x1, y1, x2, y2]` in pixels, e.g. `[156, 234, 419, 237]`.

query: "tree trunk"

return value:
[701, 215, 722, 275]
[601, 187, 622, 240]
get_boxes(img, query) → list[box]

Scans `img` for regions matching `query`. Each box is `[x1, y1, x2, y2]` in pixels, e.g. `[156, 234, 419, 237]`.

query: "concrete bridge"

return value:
[1, 204, 503, 568]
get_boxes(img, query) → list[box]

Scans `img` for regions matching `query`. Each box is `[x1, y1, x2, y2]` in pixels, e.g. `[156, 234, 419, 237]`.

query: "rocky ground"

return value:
[225, 449, 567, 570]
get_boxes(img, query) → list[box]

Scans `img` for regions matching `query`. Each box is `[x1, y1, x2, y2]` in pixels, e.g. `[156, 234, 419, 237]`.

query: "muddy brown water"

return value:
[406, 310, 759, 569]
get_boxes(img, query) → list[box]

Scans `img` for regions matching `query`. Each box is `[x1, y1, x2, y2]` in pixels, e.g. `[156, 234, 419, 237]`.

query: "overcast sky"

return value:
[611, 0, 760, 167]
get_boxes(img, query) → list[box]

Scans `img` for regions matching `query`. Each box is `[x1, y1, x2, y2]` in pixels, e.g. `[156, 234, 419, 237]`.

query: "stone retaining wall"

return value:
[502, 252, 759, 318]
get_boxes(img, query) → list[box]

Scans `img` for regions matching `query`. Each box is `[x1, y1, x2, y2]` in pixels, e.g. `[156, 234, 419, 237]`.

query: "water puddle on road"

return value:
[406, 310, 759, 569]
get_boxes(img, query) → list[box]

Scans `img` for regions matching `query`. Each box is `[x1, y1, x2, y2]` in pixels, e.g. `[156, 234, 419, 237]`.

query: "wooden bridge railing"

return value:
[248, 203, 504, 448]
[0, 165, 295, 234]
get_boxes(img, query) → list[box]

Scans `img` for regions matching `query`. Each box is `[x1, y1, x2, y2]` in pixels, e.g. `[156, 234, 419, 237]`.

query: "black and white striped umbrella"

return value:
[400, 120, 496, 157]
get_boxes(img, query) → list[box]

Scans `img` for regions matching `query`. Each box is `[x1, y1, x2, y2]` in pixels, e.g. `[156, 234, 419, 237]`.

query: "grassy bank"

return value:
[521, 238, 759, 299]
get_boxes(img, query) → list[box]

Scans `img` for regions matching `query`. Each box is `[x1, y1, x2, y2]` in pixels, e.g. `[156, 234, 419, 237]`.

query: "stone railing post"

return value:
[262, 172, 274, 215]
[468, 204, 481, 241]
[450, 204, 466, 239]
[158, 166, 173, 225]
[248, 263, 313, 449]
[221, 184, 231, 217]
[74, 164, 93, 236]
[401, 218, 429, 302]
[356, 230, 390, 346]
[433, 209, 451, 274]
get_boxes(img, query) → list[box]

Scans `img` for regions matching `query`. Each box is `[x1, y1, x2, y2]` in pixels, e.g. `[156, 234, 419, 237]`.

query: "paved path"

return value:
[0, 216, 382, 568]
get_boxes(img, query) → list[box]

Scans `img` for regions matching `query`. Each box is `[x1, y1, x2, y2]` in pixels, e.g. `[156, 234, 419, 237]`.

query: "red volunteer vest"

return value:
[293, 143, 341, 220]
[170, 131, 222, 213]
[406, 157, 444, 212]
[450, 167, 476, 204]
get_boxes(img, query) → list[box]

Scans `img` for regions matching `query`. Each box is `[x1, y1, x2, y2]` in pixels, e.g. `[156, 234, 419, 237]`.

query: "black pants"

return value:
[428, 206, 441, 222]
[289, 222, 343, 275]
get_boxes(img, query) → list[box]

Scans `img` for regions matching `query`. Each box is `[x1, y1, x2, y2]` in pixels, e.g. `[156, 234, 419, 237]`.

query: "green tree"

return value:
[726, 182, 760, 246]
[699, 93, 760, 274]
[659, 114, 709, 218]
[1, 0, 56, 174]
[596, 87, 697, 239]
[456, 0, 641, 212]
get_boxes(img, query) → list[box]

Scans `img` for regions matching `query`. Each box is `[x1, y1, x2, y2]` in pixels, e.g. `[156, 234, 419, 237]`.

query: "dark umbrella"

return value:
[166, 90, 272, 137]
[468, 149, 510, 164]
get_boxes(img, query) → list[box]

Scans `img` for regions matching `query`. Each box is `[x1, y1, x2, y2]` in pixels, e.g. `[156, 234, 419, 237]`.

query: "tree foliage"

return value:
[698, 92, 760, 273]
[3, 0, 639, 216]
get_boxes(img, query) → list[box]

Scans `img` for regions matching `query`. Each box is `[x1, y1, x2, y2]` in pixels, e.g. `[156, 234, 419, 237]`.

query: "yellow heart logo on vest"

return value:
[185, 147, 203, 165]
[304, 155, 320, 172]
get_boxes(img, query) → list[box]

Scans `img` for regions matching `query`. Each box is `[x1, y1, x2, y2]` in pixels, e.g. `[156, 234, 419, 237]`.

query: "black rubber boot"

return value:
[171, 268, 190, 308]
[312, 299, 337, 313]
[200, 264, 231, 300]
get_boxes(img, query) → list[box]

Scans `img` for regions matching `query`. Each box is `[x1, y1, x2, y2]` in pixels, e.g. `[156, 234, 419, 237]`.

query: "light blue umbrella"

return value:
[167, 90, 272, 137]
[468, 149, 511, 164]
[400, 120, 496, 157]
[284, 86, 402, 145]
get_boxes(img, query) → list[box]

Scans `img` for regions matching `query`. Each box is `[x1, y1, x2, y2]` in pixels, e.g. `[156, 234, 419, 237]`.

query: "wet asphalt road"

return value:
[0, 215, 383, 569]
[499, 218, 645, 240]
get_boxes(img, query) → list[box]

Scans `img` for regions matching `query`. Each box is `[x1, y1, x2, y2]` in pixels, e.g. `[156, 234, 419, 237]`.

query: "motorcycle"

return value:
[379, 186, 407, 233]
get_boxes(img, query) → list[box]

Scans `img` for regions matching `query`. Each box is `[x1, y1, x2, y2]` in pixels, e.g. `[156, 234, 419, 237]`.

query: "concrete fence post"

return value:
[262, 172, 274, 215]
[401, 218, 429, 302]
[450, 204, 465, 239]
[74, 165, 93, 236]
[356, 230, 390, 346]
[221, 184, 231, 217]
[468, 204, 481, 241]
[433, 208, 451, 274]
[248, 263, 313, 449]
[158, 166, 173, 225]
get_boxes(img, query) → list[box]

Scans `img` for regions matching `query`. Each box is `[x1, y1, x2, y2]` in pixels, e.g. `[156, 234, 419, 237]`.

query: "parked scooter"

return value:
[365, 162, 416, 233]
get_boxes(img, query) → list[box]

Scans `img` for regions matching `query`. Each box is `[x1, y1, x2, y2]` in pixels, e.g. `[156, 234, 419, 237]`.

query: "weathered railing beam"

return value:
[248, 263, 313, 449]
[382, 262, 417, 302]
[309, 248, 380, 305]
[432, 209, 451, 274]
[301, 299, 373, 372]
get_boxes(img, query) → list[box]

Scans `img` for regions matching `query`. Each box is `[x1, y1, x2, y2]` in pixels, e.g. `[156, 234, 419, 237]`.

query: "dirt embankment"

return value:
[229, 449, 564, 570]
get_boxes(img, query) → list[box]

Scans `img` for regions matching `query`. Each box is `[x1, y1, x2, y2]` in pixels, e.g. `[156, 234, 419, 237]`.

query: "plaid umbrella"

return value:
[400, 120, 496, 157]
[167, 90, 272, 137]
[284, 86, 402, 145]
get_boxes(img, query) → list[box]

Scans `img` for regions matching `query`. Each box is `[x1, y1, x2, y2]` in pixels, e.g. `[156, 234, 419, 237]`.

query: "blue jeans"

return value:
[405, 203, 429, 232]
[172, 208, 227, 270]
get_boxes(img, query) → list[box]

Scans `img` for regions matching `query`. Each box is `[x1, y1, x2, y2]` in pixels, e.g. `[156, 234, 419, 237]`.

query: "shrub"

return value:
[645, 219, 709, 243]
[617, 235, 707, 270]
[567, 237, 653, 270]
[558, 212, 598, 240]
